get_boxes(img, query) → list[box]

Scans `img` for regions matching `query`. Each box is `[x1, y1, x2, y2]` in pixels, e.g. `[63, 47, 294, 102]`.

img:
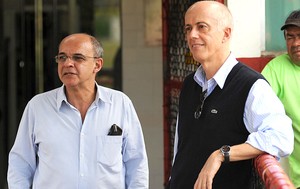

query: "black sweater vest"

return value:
[169, 63, 265, 189]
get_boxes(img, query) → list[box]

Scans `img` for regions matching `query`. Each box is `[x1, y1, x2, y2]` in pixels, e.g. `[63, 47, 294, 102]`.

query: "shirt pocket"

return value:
[96, 136, 123, 167]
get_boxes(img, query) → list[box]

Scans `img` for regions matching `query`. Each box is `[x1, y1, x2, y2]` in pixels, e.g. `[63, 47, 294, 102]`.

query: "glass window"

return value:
[94, 1, 121, 90]
[265, 0, 300, 51]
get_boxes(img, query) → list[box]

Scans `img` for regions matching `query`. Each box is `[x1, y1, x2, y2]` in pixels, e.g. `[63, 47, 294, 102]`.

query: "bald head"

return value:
[186, 1, 233, 31]
[59, 33, 104, 58]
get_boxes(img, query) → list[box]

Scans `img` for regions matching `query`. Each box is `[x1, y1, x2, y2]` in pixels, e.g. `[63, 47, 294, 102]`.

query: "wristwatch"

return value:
[220, 145, 231, 163]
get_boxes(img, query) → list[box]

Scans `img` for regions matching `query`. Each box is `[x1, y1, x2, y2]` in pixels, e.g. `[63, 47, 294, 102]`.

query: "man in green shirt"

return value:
[262, 10, 300, 188]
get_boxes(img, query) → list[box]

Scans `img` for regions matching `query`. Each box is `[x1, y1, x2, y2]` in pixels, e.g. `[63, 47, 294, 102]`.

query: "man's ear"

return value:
[223, 27, 232, 43]
[94, 58, 103, 73]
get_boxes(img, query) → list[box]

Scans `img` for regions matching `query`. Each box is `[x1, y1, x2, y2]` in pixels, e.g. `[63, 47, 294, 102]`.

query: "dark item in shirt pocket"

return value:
[108, 124, 122, 136]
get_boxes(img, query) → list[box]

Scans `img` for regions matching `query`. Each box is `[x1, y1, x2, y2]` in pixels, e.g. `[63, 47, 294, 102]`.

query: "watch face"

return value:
[222, 145, 230, 153]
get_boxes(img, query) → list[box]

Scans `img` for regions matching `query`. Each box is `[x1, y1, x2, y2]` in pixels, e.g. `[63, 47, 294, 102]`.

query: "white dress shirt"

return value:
[8, 84, 149, 189]
[173, 53, 294, 162]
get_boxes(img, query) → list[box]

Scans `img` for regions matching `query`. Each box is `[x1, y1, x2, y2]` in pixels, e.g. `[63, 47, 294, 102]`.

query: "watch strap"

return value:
[223, 152, 230, 163]
[220, 145, 230, 163]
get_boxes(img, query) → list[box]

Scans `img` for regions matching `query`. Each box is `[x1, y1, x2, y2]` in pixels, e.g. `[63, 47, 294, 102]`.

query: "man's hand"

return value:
[193, 150, 223, 189]
[193, 144, 264, 189]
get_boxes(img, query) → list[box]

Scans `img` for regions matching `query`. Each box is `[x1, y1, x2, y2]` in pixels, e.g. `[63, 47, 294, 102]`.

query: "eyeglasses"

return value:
[194, 90, 207, 119]
[55, 54, 99, 64]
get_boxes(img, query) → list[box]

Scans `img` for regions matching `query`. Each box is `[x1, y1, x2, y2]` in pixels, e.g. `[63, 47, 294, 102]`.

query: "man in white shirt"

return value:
[7, 33, 149, 189]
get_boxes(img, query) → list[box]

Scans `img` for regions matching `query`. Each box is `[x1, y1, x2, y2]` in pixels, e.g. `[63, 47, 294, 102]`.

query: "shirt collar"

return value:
[57, 85, 67, 110]
[213, 53, 238, 89]
[194, 66, 207, 90]
[194, 52, 238, 89]
[95, 84, 112, 104]
[56, 83, 112, 110]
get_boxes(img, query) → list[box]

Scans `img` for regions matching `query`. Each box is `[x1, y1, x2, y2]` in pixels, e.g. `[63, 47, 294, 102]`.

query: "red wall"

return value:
[237, 56, 274, 72]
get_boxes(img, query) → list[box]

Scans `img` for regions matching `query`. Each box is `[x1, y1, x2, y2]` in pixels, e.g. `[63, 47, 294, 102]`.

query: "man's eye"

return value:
[286, 36, 295, 40]
[184, 27, 191, 33]
[198, 24, 208, 30]
[73, 55, 85, 62]
[58, 55, 67, 61]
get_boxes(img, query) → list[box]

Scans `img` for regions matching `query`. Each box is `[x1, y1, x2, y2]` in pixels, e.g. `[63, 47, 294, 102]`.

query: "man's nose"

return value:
[189, 28, 199, 39]
[64, 56, 76, 65]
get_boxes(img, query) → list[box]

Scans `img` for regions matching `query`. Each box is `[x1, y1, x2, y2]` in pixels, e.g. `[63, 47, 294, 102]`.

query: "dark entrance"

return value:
[0, 0, 121, 188]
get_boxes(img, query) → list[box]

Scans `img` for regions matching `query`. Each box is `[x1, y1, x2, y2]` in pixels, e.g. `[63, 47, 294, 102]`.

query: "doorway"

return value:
[0, 0, 121, 187]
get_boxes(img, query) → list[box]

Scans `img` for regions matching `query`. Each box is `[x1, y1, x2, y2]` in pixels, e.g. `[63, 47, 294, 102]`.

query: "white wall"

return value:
[228, 0, 265, 57]
[122, 0, 164, 189]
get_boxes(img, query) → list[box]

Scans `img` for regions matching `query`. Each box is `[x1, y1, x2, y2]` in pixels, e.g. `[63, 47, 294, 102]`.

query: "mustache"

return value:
[291, 46, 300, 52]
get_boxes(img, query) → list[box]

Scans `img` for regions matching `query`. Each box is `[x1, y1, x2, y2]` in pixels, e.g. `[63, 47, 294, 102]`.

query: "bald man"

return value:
[167, 1, 293, 189]
[8, 33, 149, 189]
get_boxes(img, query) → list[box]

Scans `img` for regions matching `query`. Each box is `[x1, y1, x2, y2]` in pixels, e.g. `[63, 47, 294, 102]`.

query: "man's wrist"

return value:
[220, 145, 231, 163]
